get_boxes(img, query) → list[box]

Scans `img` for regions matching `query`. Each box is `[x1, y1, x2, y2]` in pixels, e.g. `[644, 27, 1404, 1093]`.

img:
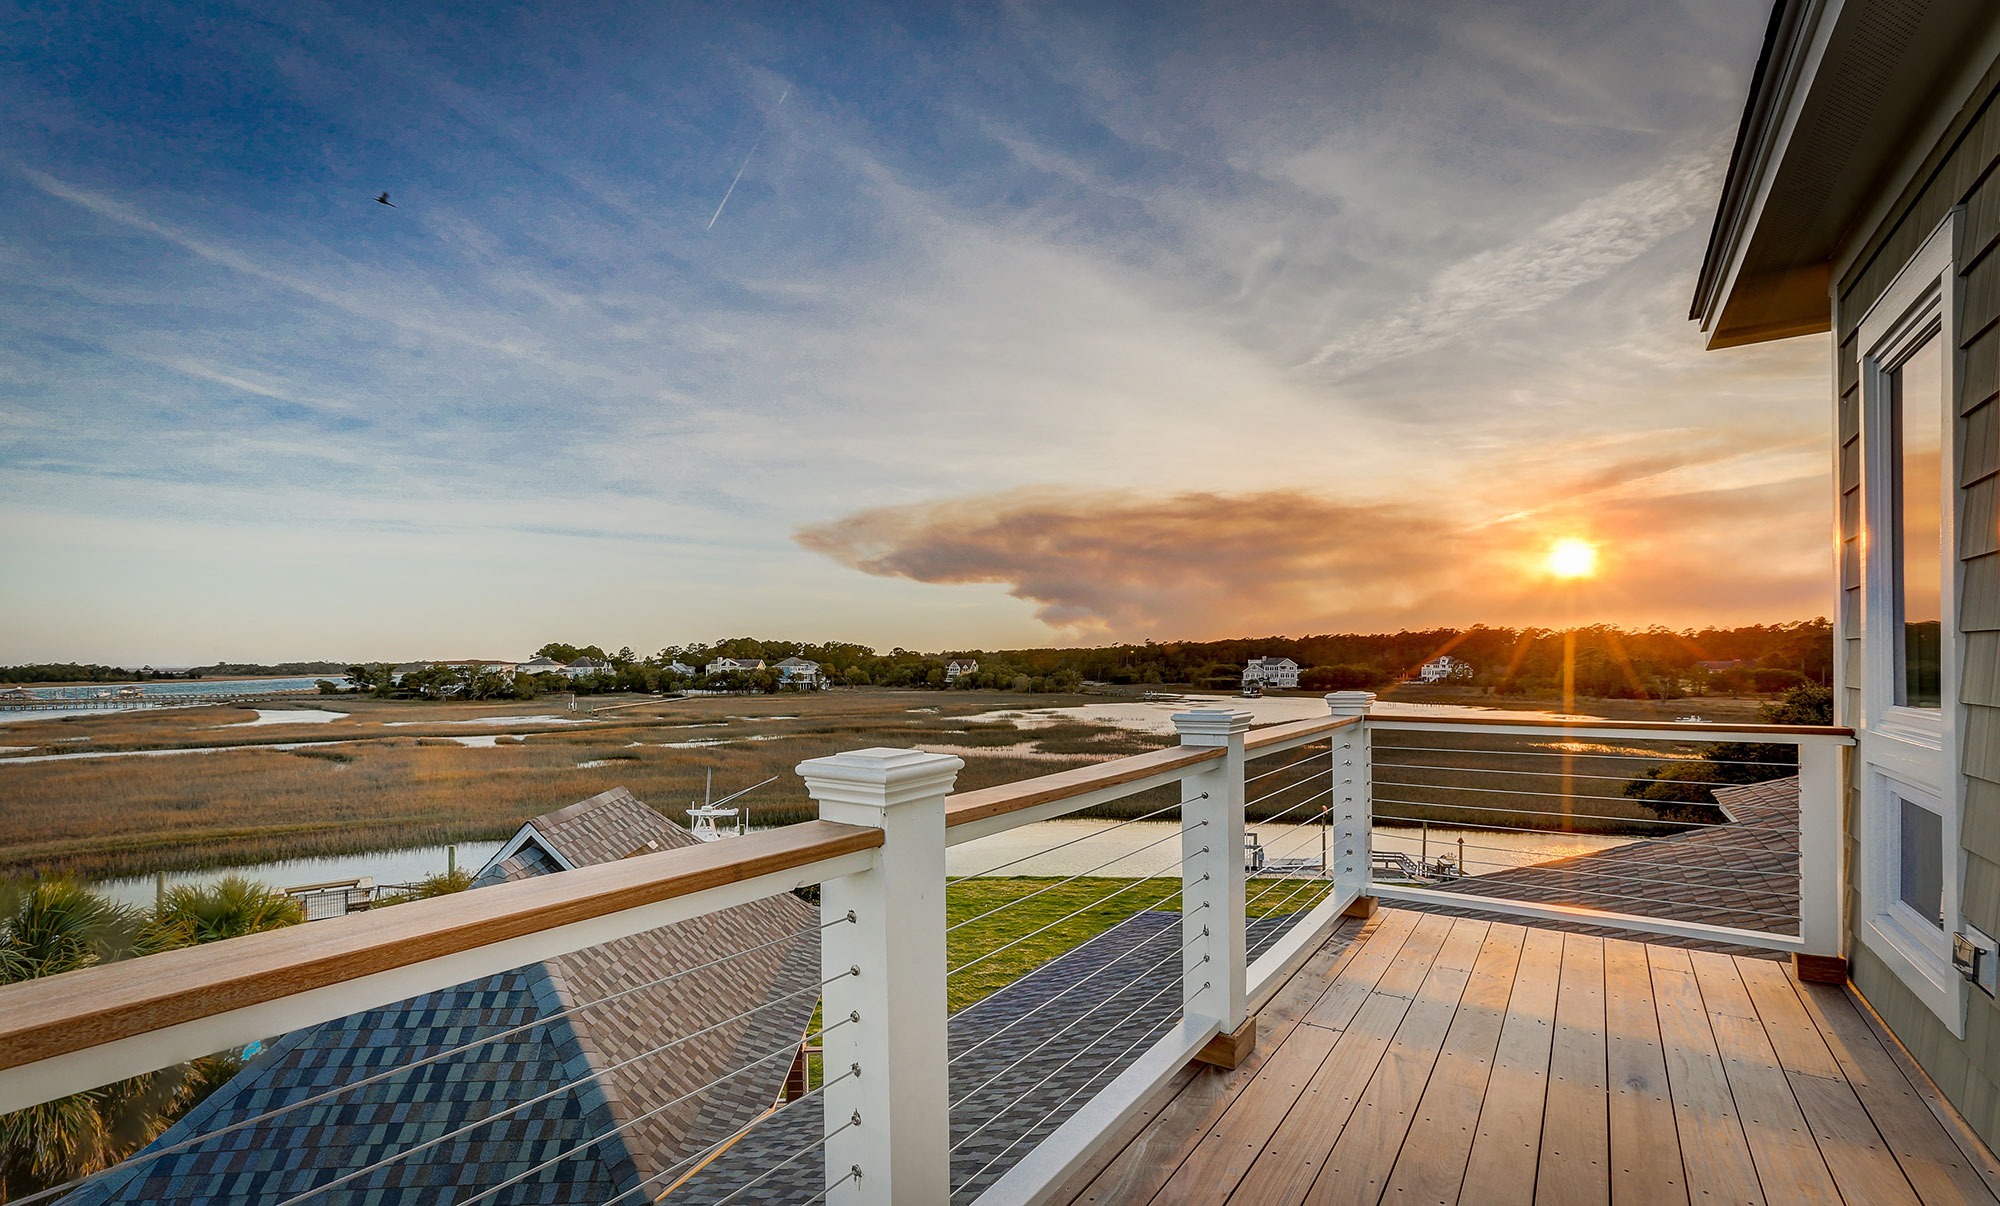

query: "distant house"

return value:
[945, 659, 979, 682]
[773, 656, 823, 688]
[667, 661, 697, 678]
[1240, 656, 1299, 690]
[704, 657, 766, 676]
[1417, 655, 1472, 684]
[1695, 659, 1749, 673]
[517, 654, 566, 676]
[81, 788, 819, 1204]
[562, 656, 614, 679]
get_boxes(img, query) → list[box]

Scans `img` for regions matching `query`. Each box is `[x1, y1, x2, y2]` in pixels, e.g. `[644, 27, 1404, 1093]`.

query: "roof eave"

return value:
[1692, 0, 1804, 331]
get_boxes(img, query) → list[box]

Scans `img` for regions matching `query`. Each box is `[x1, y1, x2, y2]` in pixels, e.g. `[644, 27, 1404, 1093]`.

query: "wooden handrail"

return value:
[0, 820, 882, 1072]
[1243, 713, 1361, 751]
[944, 745, 1223, 830]
[1368, 714, 1855, 738]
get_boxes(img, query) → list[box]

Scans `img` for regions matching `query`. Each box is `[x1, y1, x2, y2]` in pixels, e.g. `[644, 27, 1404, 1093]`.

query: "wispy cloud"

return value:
[1304, 145, 1724, 371]
[0, 0, 1827, 661]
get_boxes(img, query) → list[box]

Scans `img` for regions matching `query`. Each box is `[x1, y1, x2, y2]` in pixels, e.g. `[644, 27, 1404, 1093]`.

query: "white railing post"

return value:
[1326, 692, 1376, 914]
[797, 748, 963, 1206]
[1795, 736, 1845, 971]
[1174, 709, 1253, 1065]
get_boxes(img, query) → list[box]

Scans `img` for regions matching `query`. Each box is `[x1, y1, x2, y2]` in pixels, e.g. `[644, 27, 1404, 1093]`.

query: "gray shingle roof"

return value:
[1400, 775, 1803, 956]
[71, 789, 818, 1205]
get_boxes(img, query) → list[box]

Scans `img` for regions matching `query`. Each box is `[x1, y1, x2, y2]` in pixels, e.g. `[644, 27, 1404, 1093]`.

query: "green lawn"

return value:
[944, 875, 1332, 1013]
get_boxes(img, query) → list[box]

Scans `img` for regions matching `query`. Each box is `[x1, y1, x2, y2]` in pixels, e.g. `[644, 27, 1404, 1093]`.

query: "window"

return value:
[1897, 794, 1945, 929]
[1892, 335, 1944, 708]
[1851, 209, 1961, 1035]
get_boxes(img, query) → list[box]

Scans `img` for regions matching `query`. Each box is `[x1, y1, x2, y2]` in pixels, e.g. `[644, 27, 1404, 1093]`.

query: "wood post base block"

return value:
[1794, 953, 1848, 984]
[1193, 1018, 1256, 1070]
[1342, 895, 1379, 919]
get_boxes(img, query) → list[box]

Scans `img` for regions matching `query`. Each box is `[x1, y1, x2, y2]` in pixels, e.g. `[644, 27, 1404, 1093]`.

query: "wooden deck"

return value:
[1062, 909, 2000, 1206]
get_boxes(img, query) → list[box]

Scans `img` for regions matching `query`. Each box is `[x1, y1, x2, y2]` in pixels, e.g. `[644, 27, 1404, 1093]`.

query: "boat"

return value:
[687, 769, 777, 841]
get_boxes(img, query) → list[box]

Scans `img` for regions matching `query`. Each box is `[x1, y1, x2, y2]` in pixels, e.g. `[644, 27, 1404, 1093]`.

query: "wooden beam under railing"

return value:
[0, 820, 883, 1110]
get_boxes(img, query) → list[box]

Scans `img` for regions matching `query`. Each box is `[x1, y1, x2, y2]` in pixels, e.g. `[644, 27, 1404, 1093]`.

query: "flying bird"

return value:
[375, 192, 395, 207]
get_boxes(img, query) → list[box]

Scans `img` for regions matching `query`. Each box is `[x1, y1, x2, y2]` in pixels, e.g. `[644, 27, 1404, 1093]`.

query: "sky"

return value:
[0, 0, 1834, 665]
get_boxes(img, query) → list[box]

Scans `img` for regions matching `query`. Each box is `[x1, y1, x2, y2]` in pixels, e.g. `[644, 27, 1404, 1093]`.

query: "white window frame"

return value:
[1852, 209, 1965, 1035]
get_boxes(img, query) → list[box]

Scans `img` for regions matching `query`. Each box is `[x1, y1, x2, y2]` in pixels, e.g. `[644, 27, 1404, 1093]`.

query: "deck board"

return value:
[1602, 938, 1686, 1206]
[1301, 919, 1491, 1206]
[1536, 934, 1610, 1205]
[1461, 926, 1566, 1206]
[1686, 951, 1841, 1205]
[1067, 915, 1380, 1204]
[1221, 914, 1455, 1204]
[1378, 924, 1526, 1206]
[1137, 914, 1411, 1204]
[1065, 910, 1999, 1206]
[1648, 944, 1767, 1206]
[1732, 958, 1922, 1206]
[1789, 976, 2000, 1206]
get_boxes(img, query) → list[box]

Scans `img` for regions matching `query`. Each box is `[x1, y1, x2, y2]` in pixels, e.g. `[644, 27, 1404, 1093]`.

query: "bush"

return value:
[377, 868, 474, 905]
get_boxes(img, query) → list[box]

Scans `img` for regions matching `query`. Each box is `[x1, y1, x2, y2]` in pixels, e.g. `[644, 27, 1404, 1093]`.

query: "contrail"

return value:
[707, 87, 788, 231]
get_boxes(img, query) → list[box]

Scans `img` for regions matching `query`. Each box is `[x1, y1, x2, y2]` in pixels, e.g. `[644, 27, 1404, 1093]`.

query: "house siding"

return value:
[1835, 54, 2000, 1153]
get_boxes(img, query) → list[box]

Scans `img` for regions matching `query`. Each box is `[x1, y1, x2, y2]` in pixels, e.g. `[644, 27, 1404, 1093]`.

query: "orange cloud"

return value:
[796, 480, 1833, 641]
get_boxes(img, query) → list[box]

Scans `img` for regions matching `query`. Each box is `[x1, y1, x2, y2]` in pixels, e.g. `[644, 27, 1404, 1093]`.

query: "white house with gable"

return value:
[773, 657, 823, 689]
[1417, 655, 1472, 684]
[1240, 656, 1299, 690]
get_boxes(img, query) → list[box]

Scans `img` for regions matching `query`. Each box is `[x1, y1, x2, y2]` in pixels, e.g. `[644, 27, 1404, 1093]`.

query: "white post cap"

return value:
[795, 747, 963, 810]
[1325, 691, 1376, 717]
[1171, 709, 1255, 745]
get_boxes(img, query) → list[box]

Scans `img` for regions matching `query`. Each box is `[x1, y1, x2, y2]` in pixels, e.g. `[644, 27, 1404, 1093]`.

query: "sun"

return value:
[1544, 538, 1599, 580]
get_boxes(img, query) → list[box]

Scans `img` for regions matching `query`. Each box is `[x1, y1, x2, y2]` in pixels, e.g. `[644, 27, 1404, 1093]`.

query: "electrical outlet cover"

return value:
[1955, 925, 1998, 998]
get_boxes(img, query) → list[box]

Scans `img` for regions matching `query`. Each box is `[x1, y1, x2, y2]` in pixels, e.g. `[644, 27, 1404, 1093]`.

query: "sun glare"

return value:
[1545, 538, 1599, 580]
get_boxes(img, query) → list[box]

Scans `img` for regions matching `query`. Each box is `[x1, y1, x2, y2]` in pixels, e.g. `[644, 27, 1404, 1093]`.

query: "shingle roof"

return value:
[72, 789, 818, 1205]
[666, 907, 1327, 1204]
[1405, 775, 1802, 955]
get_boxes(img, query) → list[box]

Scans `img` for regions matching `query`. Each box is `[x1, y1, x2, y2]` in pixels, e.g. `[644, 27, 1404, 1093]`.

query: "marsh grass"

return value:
[0, 689, 1760, 882]
[0, 692, 1169, 878]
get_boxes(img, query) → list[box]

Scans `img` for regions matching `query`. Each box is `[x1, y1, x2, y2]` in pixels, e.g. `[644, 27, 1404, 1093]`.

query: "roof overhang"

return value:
[1692, 0, 2000, 349]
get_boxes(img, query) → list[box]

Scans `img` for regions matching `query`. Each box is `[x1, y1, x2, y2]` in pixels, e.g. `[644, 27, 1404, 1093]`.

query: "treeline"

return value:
[0, 661, 350, 684]
[353, 621, 1830, 703]
[942, 619, 1834, 699]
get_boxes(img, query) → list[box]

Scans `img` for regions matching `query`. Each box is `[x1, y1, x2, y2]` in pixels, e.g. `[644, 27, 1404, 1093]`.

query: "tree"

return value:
[1624, 684, 1835, 819]
[0, 880, 164, 1198]
[151, 876, 303, 945]
[1300, 664, 1384, 691]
